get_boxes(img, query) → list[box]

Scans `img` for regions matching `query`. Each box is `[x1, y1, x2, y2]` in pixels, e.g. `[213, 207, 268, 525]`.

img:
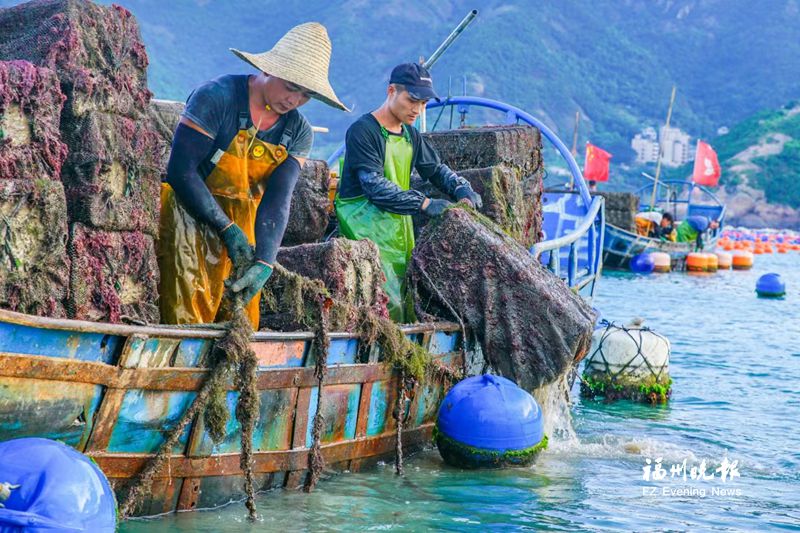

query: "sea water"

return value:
[121, 253, 800, 531]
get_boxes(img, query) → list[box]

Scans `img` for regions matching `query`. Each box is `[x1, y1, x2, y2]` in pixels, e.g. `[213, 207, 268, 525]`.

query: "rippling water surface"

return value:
[122, 254, 800, 531]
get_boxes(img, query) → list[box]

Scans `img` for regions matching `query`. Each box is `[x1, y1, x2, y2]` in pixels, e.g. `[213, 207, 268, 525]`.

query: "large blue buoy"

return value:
[435, 375, 547, 468]
[0, 438, 116, 532]
[630, 253, 655, 274]
[756, 273, 786, 298]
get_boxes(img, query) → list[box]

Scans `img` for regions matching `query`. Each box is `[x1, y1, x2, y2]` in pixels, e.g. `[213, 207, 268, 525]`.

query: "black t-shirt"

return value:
[338, 113, 443, 199]
[181, 74, 313, 179]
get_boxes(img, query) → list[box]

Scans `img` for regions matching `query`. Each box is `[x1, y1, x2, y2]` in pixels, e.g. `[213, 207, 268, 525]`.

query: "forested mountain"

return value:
[2, 0, 799, 220]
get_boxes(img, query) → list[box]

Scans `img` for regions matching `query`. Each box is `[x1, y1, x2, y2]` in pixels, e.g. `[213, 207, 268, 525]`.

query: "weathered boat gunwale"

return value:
[0, 308, 459, 340]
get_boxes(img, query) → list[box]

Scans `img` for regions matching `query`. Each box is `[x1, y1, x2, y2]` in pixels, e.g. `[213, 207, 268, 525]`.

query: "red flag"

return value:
[584, 142, 612, 182]
[692, 140, 721, 186]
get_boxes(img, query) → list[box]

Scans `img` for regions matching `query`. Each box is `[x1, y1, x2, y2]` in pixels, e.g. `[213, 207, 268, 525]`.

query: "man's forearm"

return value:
[428, 164, 471, 197]
[166, 123, 230, 232]
[254, 157, 301, 264]
[357, 169, 427, 215]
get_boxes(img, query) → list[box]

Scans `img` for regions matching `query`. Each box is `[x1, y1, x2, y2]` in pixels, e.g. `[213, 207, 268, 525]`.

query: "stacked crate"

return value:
[417, 126, 545, 248]
[594, 191, 639, 231]
[0, 60, 70, 317]
[0, 0, 161, 323]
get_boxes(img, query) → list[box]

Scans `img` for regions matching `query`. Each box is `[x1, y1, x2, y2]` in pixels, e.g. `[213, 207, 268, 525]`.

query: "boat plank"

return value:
[89, 425, 433, 479]
[0, 353, 396, 390]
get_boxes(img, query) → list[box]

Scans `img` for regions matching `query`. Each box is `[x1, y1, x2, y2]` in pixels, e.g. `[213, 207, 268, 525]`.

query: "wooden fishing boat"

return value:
[602, 179, 726, 271]
[0, 308, 470, 516]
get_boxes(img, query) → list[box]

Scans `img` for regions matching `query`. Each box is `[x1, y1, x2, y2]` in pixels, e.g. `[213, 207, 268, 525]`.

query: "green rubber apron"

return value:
[335, 128, 416, 322]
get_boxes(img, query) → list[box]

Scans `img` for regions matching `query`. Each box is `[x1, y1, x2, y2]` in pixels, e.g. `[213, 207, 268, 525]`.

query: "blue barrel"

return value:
[630, 253, 655, 274]
[756, 273, 786, 298]
[435, 375, 547, 468]
[0, 438, 116, 532]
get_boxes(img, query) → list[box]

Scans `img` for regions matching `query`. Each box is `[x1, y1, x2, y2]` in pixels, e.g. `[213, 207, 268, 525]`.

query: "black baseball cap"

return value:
[389, 63, 440, 102]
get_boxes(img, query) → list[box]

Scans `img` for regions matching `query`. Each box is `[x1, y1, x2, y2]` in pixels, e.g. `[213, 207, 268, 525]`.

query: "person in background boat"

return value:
[588, 180, 598, 192]
[654, 212, 676, 241]
[675, 215, 719, 250]
[335, 63, 483, 323]
[635, 211, 662, 237]
[158, 23, 348, 328]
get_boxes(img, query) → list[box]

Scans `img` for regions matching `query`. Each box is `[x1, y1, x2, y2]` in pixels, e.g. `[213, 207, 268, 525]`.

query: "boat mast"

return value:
[648, 85, 677, 211]
[569, 110, 580, 190]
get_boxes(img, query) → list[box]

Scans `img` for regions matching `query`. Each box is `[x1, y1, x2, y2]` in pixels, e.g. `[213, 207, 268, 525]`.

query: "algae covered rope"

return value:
[118, 269, 261, 520]
[304, 293, 331, 492]
[118, 314, 245, 518]
[394, 370, 407, 475]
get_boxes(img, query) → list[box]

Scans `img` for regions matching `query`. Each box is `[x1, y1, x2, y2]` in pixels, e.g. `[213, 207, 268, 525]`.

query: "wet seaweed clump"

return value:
[0, 178, 70, 317]
[0, 60, 68, 181]
[262, 238, 390, 331]
[580, 374, 673, 404]
[412, 164, 543, 247]
[433, 425, 549, 469]
[410, 206, 595, 391]
[67, 222, 159, 324]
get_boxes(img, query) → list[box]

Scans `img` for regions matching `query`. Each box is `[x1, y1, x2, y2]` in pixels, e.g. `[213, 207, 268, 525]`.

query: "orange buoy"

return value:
[732, 250, 754, 270]
[715, 251, 732, 269]
[778, 246, 788, 253]
[704, 253, 719, 272]
[650, 252, 671, 273]
[686, 252, 708, 272]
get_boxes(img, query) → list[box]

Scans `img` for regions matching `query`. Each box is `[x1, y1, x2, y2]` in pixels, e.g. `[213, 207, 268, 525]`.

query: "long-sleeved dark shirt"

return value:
[338, 113, 470, 215]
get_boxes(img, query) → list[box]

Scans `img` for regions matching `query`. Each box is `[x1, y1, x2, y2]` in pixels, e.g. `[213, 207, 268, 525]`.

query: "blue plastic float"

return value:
[0, 438, 116, 532]
[756, 273, 786, 298]
[435, 374, 547, 468]
[630, 253, 655, 274]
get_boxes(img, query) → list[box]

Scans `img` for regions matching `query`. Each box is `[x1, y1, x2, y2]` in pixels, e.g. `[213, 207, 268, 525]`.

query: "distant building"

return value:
[631, 127, 659, 164]
[631, 126, 692, 167]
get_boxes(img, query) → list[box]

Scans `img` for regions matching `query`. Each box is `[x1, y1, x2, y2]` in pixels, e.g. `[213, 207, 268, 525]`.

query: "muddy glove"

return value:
[231, 260, 273, 303]
[422, 198, 452, 217]
[454, 185, 483, 210]
[220, 223, 254, 270]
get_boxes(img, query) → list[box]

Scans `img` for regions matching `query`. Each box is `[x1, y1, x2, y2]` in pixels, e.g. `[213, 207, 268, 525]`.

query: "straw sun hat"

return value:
[230, 22, 349, 111]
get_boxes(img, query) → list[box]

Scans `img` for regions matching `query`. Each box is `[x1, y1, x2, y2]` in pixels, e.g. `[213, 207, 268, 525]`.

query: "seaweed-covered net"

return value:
[410, 207, 595, 391]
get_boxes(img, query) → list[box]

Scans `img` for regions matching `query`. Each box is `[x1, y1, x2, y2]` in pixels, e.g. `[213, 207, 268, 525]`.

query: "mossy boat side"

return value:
[0, 308, 467, 516]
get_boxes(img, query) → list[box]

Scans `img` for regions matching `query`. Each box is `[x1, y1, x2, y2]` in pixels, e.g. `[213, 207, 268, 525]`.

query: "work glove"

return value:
[231, 260, 274, 304]
[220, 223, 254, 270]
[422, 198, 452, 217]
[454, 185, 483, 210]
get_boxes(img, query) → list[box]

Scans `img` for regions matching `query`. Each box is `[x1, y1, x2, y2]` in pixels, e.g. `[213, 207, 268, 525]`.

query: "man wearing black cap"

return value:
[335, 63, 482, 322]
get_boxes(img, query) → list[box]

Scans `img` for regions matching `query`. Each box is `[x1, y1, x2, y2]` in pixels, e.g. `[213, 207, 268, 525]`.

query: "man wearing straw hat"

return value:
[335, 63, 482, 322]
[158, 22, 347, 328]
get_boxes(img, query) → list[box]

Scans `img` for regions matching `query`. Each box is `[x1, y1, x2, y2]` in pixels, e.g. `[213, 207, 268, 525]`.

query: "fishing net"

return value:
[147, 99, 183, 181]
[0, 0, 151, 119]
[412, 165, 543, 247]
[423, 125, 543, 175]
[0, 178, 69, 317]
[0, 60, 67, 181]
[67, 222, 159, 324]
[281, 159, 330, 246]
[60, 110, 161, 235]
[260, 238, 389, 331]
[409, 207, 595, 391]
[580, 320, 672, 403]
